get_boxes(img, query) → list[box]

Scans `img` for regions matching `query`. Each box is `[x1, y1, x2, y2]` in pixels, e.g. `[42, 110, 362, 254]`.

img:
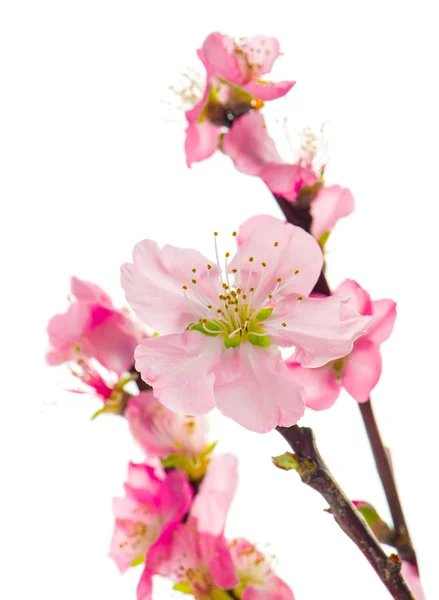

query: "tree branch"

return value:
[276, 425, 414, 599]
[359, 400, 418, 566]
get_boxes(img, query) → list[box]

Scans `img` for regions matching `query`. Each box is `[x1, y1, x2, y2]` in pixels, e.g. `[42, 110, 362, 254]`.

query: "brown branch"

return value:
[359, 400, 418, 567]
[276, 425, 414, 599]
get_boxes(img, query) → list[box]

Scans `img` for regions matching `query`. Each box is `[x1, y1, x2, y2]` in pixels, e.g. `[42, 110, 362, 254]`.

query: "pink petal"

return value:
[286, 361, 341, 410]
[260, 163, 318, 201]
[70, 276, 112, 306]
[121, 239, 219, 335]
[214, 344, 304, 433]
[200, 534, 239, 590]
[190, 454, 238, 535]
[184, 121, 222, 167]
[46, 301, 91, 361]
[401, 562, 425, 600]
[310, 185, 355, 240]
[136, 569, 153, 600]
[223, 111, 283, 175]
[240, 35, 281, 77]
[265, 295, 371, 367]
[243, 576, 295, 600]
[334, 279, 373, 315]
[231, 215, 323, 300]
[343, 338, 382, 403]
[367, 298, 397, 345]
[243, 79, 296, 101]
[201, 32, 244, 83]
[135, 332, 222, 415]
[146, 524, 200, 579]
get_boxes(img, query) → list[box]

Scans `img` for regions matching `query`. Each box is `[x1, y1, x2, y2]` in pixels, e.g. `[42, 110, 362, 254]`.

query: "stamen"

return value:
[203, 323, 219, 335]
[192, 268, 197, 273]
[229, 326, 243, 339]
[213, 232, 223, 281]
[274, 241, 279, 247]
[224, 252, 231, 288]
[233, 231, 242, 288]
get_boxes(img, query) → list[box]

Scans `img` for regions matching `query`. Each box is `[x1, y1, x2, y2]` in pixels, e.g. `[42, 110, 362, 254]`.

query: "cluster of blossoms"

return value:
[47, 281, 294, 598]
[46, 31, 425, 599]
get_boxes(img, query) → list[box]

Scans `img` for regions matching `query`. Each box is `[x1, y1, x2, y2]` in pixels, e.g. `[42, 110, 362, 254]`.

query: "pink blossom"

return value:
[190, 454, 238, 536]
[184, 33, 295, 167]
[223, 111, 355, 240]
[223, 111, 317, 201]
[287, 279, 397, 408]
[121, 216, 370, 433]
[125, 390, 209, 459]
[229, 538, 295, 600]
[137, 523, 239, 600]
[46, 276, 141, 376]
[401, 562, 425, 600]
[109, 462, 193, 573]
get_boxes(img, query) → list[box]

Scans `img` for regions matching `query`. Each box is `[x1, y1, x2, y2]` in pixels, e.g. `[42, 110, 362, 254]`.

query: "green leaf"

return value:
[188, 321, 220, 338]
[272, 452, 300, 471]
[90, 406, 107, 420]
[200, 440, 218, 458]
[172, 582, 193, 594]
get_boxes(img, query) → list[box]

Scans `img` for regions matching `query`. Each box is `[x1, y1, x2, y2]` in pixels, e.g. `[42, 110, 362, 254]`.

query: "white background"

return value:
[1, 1, 438, 598]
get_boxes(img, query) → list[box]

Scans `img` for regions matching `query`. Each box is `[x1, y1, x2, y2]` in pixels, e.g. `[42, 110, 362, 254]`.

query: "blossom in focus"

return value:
[184, 32, 295, 166]
[109, 462, 193, 573]
[121, 216, 370, 433]
[223, 112, 354, 242]
[46, 276, 141, 375]
[287, 279, 397, 409]
[229, 538, 295, 600]
[401, 562, 425, 600]
[125, 390, 215, 479]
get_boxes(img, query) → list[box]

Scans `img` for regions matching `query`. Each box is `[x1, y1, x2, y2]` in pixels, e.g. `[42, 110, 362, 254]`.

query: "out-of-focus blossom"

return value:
[229, 538, 295, 599]
[287, 279, 397, 408]
[125, 390, 214, 479]
[184, 32, 295, 166]
[121, 216, 370, 433]
[109, 462, 193, 573]
[401, 562, 425, 600]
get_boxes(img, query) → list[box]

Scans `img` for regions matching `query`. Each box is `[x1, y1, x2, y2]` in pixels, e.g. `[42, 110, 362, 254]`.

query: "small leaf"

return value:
[272, 452, 299, 471]
[90, 406, 107, 420]
[173, 582, 193, 594]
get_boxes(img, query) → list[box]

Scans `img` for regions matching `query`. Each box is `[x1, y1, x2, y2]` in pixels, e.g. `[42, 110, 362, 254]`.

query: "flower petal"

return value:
[265, 295, 371, 367]
[243, 576, 295, 600]
[190, 454, 238, 535]
[214, 343, 304, 433]
[231, 215, 323, 300]
[310, 185, 355, 240]
[243, 79, 295, 101]
[286, 361, 341, 410]
[260, 163, 317, 201]
[70, 276, 112, 306]
[401, 562, 425, 600]
[223, 111, 283, 175]
[343, 339, 382, 403]
[240, 35, 281, 77]
[202, 32, 243, 83]
[334, 279, 373, 315]
[367, 299, 397, 345]
[121, 239, 219, 335]
[135, 332, 222, 415]
[185, 121, 222, 167]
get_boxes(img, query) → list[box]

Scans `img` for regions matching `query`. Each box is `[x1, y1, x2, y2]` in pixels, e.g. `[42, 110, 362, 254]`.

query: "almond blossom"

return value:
[228, 538, 294, 600]
[184, 32, 295, 166]
[109, 462, 193, 573]
[287, 279, 397, 409]
[125, 390, 210, 461]
[223, 111, 354, 242]
[121, 216, 370, 433]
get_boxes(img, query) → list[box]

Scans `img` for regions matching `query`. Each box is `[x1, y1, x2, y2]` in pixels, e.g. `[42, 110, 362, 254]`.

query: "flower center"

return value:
[185, 232, 301, 349]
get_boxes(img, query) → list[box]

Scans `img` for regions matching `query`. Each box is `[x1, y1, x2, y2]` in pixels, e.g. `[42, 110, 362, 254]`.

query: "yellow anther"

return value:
[192, 268, 197, 273]
[192, 279, 197, 284]
[207, 264, 212, 270]
[242, 294, 247, 299]
[294, 269, 300, 275]
[225, 252, 230, 258]
[214, 232, 218, 236]
[298, 296, 303, 301]
[261, 262, 267, 267]
[268, 294, 273, 299]
[236, 288, 242, 294]
[274, 241, 279, 247]
[216, 308, 222, 313]
[207, 304, 213, 309]
[222, 283, 229, 289]
[282, 322, 287, 327]
[234, 308, 239, 313]
[249, 287, 255, 292]
[276, 277, 282, 283]
[232, 268, 238, 273]
[182, 285, 188, 290]
[232, 231, 237, 236]
[249, 256, 254, 262]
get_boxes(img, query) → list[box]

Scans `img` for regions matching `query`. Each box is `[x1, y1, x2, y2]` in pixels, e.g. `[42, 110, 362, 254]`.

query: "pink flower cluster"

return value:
[110, 397, 294, 600]
[46, 276, 143, 412]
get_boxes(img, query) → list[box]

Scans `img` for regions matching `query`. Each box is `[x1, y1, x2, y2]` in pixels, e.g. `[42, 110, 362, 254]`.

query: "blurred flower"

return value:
[109, 462, 193, 573]
[287, 279, 397, 408]
[121, 217, 370, 432]
[401, 562, 425, 600]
